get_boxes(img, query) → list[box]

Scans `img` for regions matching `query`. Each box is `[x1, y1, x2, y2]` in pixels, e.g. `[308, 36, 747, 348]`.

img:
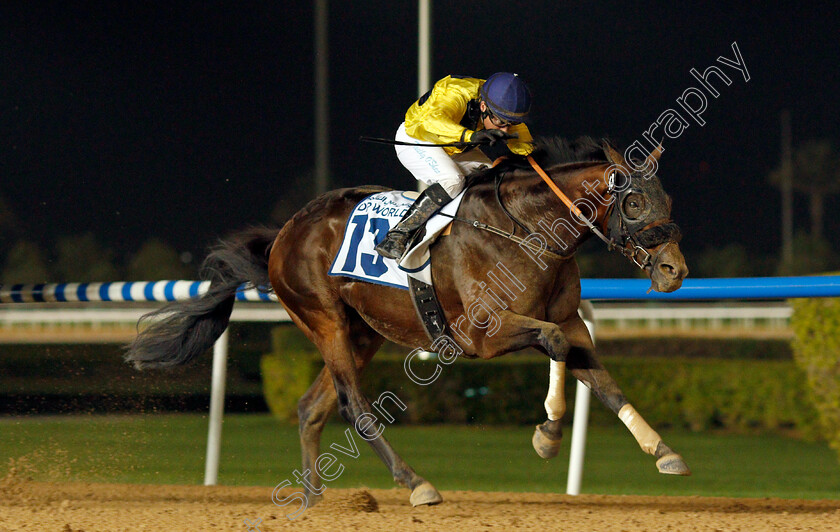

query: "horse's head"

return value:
[603, 144, 688, 292]
[487, 136, 688, 292]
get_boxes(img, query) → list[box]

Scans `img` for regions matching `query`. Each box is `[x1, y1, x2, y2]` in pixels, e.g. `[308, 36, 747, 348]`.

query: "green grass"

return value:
[1, 413, 838, 499]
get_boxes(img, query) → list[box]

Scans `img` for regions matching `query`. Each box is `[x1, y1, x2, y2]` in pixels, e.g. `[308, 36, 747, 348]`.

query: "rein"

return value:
[441, 156, 670, 269]
[370, 137, 672, 268]
[521, 155, 658, 270]
[526, 156, 616, 251]
[433, 157, 569, 261]
[361, 133, 669, 268]
[359, 134, 570, 260]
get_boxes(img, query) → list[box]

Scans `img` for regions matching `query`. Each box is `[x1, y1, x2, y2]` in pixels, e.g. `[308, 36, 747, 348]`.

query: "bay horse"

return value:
[126, 136, 689, 508]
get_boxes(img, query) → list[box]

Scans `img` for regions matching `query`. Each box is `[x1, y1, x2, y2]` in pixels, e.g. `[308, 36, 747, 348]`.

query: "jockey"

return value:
[375, 72, 536, 260]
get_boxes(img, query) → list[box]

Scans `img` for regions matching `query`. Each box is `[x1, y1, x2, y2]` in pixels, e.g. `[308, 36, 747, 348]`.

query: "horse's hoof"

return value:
[532, 424, 563, 460]
[656, 453, 691, 476]
[410, 481, 443, 506]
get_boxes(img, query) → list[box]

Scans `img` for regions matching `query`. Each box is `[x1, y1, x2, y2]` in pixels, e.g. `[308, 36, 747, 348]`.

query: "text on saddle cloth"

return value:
[328, 190, 465, 288]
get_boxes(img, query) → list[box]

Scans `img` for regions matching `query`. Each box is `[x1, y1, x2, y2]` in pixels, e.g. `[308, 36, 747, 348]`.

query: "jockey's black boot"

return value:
[374, 182, 452, 260]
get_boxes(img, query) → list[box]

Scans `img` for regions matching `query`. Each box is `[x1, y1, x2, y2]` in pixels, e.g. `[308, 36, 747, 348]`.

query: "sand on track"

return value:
[2, 478, 840, 532]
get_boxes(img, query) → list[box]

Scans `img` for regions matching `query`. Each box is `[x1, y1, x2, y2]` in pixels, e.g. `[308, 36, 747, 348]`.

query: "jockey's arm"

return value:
[478, 123, 536, 161]
[505, 123, 535, 156]
[408, 98, 473, 146]
[404, 76, 477, 148]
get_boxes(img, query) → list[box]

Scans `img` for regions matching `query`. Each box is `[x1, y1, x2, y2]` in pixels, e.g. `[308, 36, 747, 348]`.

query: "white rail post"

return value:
[567, 304, 596, 495]
[416, 0, 432, 193]
[204, 328, 230, 485]
[418, 0, 431, 98]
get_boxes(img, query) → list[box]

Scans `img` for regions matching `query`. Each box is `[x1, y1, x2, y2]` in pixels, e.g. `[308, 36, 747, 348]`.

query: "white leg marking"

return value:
[544, 360, 566, 421]
[618, 403, 662, 455]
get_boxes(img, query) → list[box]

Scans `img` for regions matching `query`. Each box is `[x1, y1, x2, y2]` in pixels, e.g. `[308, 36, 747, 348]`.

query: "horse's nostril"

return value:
[659, 263, 676, 278]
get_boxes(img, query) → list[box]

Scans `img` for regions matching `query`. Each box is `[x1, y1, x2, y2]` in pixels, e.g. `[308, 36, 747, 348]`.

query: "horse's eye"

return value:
[623, 194, 646, 219]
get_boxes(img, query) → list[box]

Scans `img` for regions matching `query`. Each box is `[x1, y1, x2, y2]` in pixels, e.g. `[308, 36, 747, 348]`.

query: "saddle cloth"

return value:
[328, 190, 465, 288]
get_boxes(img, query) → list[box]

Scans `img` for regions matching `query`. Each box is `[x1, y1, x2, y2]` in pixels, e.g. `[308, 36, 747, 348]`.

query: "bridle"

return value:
[524, 156, 681, 270]
[602, 165, 683, 269]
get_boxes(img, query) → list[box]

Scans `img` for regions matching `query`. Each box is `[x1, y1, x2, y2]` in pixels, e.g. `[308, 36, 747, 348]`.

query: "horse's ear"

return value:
[605, 144, 626, 166]
[646, 143, 664, 166]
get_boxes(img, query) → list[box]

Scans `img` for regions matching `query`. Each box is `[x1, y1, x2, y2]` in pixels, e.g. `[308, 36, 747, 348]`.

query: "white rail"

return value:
[0, 305, 288, 325]
[0, 302, 790, 334]
[593, 303, 790, 325]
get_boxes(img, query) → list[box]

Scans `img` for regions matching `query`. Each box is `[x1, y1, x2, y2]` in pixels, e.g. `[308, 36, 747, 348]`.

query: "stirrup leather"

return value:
[374, 183, 451, 259]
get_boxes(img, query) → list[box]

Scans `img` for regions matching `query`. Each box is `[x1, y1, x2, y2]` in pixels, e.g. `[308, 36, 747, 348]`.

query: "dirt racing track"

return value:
[2, 477, 840, 532]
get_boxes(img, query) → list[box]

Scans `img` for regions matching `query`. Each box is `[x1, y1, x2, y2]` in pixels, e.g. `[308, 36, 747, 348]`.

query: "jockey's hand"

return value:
[470, 129, 517, 146]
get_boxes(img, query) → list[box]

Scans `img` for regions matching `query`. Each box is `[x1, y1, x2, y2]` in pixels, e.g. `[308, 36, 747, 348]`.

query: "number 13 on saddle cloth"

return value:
[328, 190, 465, 289]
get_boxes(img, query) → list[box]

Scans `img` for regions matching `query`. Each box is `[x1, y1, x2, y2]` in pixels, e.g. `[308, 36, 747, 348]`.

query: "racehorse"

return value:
[126, 136, 689, 508]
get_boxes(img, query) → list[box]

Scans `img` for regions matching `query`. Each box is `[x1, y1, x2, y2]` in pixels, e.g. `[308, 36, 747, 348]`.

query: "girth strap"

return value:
[408, 277, 449, 341]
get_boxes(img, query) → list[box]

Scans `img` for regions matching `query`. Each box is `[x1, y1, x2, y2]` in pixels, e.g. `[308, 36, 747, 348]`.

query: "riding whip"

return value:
[359, 133, 519, 149]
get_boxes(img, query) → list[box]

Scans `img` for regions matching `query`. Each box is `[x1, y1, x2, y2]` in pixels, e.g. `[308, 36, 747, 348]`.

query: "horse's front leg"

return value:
[560, 317, 691, 476]
[482, 311, 690, 475]
[476, 311, 572, 459]
[532, 313, 592, 459]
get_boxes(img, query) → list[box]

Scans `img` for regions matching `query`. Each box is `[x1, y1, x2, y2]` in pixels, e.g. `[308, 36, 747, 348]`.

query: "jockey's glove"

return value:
[470, 129, 517, 146]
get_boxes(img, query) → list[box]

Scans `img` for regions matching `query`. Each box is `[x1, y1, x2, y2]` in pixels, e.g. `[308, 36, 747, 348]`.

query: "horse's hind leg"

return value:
[296, 320, 388, 506]
[562, 319, 691, 476]
[306, 312, 442, 506]
[329, 335, 442, 505]
[297, 366, 336, 506]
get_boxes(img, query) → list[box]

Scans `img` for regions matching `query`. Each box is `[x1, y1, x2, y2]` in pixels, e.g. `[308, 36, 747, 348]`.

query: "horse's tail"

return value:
[124, 226, 279, 370]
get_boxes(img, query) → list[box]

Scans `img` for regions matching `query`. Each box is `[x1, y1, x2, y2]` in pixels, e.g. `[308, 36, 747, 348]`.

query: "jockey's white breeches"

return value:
[395, 123, 492, 197]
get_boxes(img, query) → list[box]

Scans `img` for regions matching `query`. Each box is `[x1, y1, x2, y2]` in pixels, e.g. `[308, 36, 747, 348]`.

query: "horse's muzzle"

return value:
[647, 241, 689, 293]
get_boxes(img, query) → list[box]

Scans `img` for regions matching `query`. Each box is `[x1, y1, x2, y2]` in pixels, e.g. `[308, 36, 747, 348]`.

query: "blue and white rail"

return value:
[3, 276, 839, 304]
[0, 281, 275, 304]
[0, 279, 277, 487]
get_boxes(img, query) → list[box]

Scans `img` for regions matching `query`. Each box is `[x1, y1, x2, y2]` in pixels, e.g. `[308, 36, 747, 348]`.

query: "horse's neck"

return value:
[500, 164, 610, 253]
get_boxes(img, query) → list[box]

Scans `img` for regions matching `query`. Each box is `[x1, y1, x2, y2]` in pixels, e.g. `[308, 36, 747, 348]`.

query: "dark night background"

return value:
[1, 1, 838, 279]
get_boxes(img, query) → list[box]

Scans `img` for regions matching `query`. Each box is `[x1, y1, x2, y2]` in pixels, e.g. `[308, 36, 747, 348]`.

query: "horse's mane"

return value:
[532, 135, 613, 167]
[465, 135, 615, 187]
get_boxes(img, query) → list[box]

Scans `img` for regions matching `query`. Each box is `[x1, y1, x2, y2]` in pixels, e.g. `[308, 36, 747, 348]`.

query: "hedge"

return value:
[260, 327, 320, 422]
[791, 296, 840, 457]
[261, 327, 818, 436]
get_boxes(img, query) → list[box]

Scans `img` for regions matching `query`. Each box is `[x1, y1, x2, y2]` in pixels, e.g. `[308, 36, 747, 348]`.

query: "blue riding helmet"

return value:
[480, 72, 532, 123]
